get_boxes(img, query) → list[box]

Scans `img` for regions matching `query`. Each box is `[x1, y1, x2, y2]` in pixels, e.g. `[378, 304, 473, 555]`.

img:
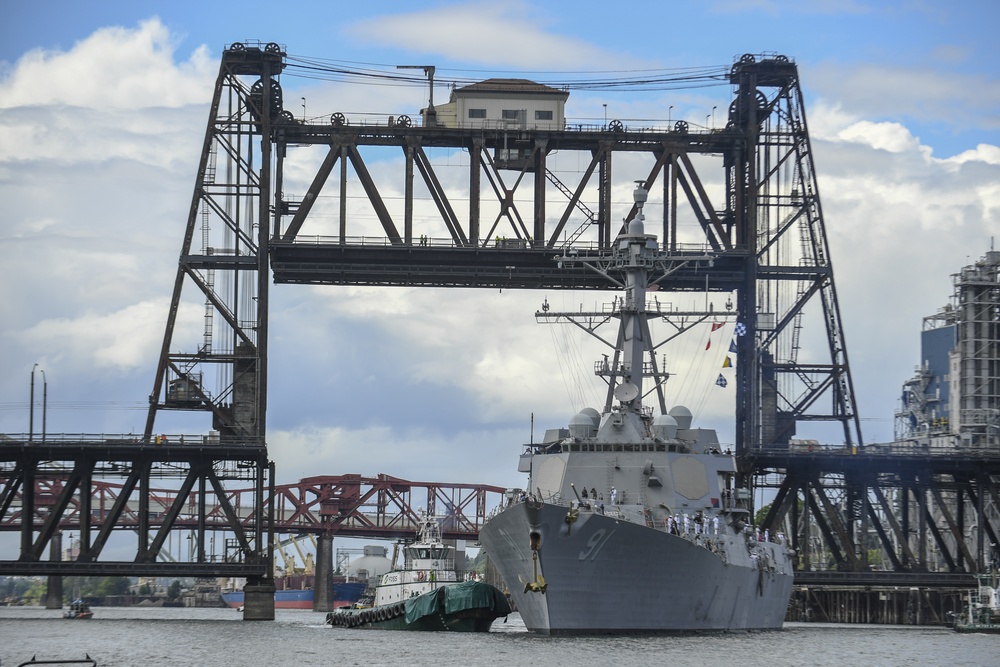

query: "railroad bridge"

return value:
[2, 43, 997, 622]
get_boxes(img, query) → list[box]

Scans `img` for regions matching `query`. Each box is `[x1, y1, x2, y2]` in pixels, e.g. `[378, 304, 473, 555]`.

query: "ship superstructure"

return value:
[371, 514, 460, 605]
[479, 184, 794, 634]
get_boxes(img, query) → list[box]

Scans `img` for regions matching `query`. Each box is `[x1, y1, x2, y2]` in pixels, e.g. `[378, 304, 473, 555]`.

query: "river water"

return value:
[0, 606, 992, 667]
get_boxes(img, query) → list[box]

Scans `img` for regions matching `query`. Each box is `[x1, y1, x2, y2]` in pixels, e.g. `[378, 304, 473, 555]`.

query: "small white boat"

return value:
[63, 600, 94, 620]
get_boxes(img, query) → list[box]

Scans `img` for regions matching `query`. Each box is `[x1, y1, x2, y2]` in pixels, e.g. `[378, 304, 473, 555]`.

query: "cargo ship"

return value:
[221, 579, 366, 609]
[478, 184, 794, 634]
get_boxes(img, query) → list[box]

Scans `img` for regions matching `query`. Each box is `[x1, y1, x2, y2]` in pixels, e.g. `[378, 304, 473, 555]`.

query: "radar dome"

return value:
[627, 215, 645, 235]
[569, 411, 596, 438]
[652, 414, 679, 440]
[580, 407, 600, 427]
[668, 405, 693, 430]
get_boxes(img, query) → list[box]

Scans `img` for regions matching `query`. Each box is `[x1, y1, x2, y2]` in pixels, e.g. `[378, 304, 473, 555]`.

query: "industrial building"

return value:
[897, 250, 1000, 451]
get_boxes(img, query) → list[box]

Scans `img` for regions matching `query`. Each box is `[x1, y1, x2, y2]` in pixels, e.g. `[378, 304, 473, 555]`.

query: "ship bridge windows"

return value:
[565, 443, 666, 452]
[407, 547, 451, 560]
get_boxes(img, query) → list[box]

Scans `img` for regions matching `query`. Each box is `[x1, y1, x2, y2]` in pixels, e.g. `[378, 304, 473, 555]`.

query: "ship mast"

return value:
[540, 183, 716, 419]
[618, 182, 652, 417]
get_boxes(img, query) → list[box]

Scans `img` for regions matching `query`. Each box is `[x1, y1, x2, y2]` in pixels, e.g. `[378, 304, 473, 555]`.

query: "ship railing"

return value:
[499, 491, 646, 523]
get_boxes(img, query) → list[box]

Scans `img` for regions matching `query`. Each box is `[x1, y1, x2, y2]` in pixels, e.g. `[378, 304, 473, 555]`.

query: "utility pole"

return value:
[41, 369, 47, 442]
[29, 363, 37, 441]
[397, 65, 437, 127]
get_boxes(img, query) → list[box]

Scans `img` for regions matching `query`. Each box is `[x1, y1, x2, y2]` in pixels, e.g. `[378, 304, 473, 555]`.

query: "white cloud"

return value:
[0, 19, 215, 109]
[0, 18, 211, 438]
[837, 120, 926, 154]
[348, 2, 639, 69]
[947, 144, 1000, 166]
[269, 423, 526, 488]
[807, 127, 999, 441]
[16, 299, 200, 371]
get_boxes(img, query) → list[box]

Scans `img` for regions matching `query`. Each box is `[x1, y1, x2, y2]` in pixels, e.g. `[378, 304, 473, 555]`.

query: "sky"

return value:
[2, 0, 999, 510]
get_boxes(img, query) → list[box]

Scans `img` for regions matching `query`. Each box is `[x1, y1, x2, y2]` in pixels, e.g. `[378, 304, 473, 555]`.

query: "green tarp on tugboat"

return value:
[328, 580, 511, 632]
[406, 580, 512, 624]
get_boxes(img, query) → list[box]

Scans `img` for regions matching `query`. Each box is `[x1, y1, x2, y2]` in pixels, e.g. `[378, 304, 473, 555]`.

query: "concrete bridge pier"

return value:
[242, 577, 275, 620]
[313, 534, 334, 612]
[44, 531, 63, 609]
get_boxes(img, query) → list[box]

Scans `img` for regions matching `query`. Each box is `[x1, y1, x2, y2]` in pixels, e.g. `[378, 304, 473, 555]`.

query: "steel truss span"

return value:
[0, 442, 503, 576]
[752, 448, 1000, 581]
[144, 45, 861, 458]
[0, 434, 269, 577]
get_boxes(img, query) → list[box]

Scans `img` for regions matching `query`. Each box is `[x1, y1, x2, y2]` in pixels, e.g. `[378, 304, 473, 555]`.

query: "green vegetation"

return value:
[0, 575, 132, 604]
[64, 575, 131, 599]
[0, 576, 48, 604]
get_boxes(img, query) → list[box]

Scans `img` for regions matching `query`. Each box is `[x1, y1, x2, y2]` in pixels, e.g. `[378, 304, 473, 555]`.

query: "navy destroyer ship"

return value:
[479, 184, 794, 634]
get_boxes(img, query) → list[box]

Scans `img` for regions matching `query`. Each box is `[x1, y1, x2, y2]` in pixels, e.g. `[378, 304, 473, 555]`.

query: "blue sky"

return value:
[1, 0, 998, 504]
[4, 1, 997, 156]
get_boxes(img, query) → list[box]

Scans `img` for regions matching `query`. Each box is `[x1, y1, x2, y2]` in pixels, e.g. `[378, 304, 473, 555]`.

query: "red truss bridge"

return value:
[0, 470, 507, 542]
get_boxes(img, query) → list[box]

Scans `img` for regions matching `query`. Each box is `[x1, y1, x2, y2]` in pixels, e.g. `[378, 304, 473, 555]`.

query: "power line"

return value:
[0, 401, 148, 412]
[282, 55, 730, 93]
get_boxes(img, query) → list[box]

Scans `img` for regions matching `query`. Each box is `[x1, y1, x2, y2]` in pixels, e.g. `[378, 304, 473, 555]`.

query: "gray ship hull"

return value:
[480, 501, 793, 634]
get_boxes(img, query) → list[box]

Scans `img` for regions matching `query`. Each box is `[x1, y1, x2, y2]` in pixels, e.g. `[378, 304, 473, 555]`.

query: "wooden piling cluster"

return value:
[786, 585, 967, 625]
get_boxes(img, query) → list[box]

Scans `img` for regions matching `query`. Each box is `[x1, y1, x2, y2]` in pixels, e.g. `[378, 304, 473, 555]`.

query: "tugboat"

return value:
[326, 514, 511, 631]
[953, 572, 1000, 633]
[478, 184, 795, 634]
[63, 599, 94, 619]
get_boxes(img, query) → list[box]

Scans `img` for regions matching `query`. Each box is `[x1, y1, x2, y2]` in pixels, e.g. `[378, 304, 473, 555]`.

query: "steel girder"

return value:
[0, 463, 504, 576]
[257, 53, 862, 458]
[753, 448, 1000, 575]
[0, 435, 269, 577]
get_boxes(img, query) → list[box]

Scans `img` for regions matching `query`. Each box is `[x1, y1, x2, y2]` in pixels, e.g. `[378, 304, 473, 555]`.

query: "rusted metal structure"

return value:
[0, 469, 502, 546]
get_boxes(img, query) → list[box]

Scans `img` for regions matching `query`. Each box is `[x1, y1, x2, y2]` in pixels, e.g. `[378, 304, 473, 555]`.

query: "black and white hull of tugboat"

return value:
[326, 514, 511, 632]
[481, 501, 792, 634]
[326, 580, 511, 632]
